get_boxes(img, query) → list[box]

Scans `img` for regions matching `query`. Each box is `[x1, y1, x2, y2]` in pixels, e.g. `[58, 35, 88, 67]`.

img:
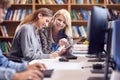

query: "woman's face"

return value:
[37, 13, 52, 29]
[53, 15, 66, 31]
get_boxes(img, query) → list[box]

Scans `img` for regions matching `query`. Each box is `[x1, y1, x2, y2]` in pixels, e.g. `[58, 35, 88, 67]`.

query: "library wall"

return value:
[1, 0, 119, 54]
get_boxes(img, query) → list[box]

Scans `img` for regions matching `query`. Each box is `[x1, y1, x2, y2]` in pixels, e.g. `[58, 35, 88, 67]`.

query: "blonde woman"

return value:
[40, 9, 73, 56]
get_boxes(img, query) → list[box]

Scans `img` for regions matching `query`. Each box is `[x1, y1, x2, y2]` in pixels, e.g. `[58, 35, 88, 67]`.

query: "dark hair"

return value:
[35, 8, 53, 17]
[20, 8, 53, 25]
[33, 8, 53, 21]
[0, 0, 11, 8]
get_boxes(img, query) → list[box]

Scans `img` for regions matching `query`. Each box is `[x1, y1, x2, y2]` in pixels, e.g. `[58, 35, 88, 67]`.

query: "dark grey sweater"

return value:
[10, 24, 49, 62]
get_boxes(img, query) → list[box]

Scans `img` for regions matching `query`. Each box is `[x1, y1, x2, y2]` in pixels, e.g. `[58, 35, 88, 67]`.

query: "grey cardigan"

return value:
[10, 24, 49, 62]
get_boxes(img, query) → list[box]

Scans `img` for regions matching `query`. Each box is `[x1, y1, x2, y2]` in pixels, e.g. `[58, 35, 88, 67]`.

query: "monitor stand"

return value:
[86, 53, 106, 58]
[88, 58, 104, 62]
[91, 68, 112, 74]
[62, 51, 77, 60]
[88, 76, 110, 80]
[87, 53, 106, 62]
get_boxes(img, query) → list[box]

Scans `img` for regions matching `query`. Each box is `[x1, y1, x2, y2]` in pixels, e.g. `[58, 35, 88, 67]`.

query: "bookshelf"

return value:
[0, 0, 118, 53]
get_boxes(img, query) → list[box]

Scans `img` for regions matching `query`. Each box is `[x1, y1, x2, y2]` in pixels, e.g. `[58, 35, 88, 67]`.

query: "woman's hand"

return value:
[58, 38, 70, 48]
[57, 47, 67, 56]
[50, 47, 67, 58]
[27, 62, 46, 71]
[13, 70, 43, 80]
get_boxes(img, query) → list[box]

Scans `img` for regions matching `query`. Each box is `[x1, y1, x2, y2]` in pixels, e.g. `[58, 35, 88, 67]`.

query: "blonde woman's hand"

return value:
[58, 38, 70, 48]
[50, 47, 67, 58]
[58, 48, 67, 56]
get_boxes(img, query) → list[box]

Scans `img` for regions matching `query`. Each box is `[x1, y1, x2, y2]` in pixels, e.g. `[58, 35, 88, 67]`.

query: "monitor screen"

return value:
[111, 19, 120, 71]
[87, 6, 108, 54]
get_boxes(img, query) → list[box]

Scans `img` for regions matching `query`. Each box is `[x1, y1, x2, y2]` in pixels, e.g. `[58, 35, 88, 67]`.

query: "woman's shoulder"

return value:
[20, 24, 34, 31]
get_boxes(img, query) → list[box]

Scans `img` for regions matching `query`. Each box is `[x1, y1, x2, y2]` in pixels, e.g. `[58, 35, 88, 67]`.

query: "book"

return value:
[72, 26, 80, 38]
[72, 9, 78, 20]
[12, 9, 18, 21]
[76, 26, 81, 36]
[76, 10, 83, 20]
[5, 8, 11, 20]
[51, 0, 56, 4]
[41, 0, 46, 4]
[38, 0, 42, 4]
[80, 9, 88, 20]
[20, 0, 27, 4]
[55, 0, 64, 4]
[9, 10, 13, 20]
[6, 42, 11, 51]
[0, 42, 8, 53]
[16, 9, 21, 21]
[0, 26, 6, 36]
[19, 9, 23, 20]
[77, 0, 83, 4]
[2, 26, 8, 37]
[79, 26, 87, 38]
[73, 44, 88, 51]
[20, 9, 26, 20]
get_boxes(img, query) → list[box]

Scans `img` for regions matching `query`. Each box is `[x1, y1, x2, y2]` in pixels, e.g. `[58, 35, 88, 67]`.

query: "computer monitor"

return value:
[87, 6, 114, 80]
[87, 6, 108, 55]
[111, 19, 120, 71]
[103, 19, 120, 80]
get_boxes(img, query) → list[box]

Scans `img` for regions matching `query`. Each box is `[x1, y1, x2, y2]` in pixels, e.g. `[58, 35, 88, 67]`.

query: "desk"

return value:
[30, 54, 105, 80]
[110, 71, 120, 80]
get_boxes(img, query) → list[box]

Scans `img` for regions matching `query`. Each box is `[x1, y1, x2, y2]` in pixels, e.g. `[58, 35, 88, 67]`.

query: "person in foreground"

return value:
[39, 9, 73, 55]
[0, 0, 46, 80]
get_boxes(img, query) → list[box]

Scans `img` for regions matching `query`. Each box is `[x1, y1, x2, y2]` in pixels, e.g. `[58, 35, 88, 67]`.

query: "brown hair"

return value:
[0, 0, 11, 8]
[20, 8, 53, 25]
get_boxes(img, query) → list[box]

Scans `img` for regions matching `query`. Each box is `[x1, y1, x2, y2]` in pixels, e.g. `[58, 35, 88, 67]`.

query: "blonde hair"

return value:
[0, 0, 11, 8]
[50, 9, 72, 38]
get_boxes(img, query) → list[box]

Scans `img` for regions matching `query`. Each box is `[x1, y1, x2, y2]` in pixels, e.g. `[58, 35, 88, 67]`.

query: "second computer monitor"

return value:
[87, 6, 108, 55]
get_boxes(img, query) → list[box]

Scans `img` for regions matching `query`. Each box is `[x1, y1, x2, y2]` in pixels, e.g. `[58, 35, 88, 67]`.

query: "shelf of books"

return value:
[0, 0, 33, 54]
[0, 0, 69, 54]
[71, 0, 105, 40]
[106, 0, 120, 21]
[35, 4, 69, 12]
[2, 0, 119, 53]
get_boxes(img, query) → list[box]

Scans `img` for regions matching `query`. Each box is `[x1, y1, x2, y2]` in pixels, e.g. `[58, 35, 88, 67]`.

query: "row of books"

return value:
[10, 0, 32, 4]
[10, 0, 102, 4]
[107, 9, 120, 20]
[108, 0, 120, 4]
[0, 25, 8, 37]
[0, 25, 87, 39]
[71, 9, 91, 20]
[106, 0, 120, 20]
[5, 8, 32, 21]
[37, 0, 67, 4]
[70, 0, 100, 4]
[72, 26, 87, 39]
[0, 41, 11, 53]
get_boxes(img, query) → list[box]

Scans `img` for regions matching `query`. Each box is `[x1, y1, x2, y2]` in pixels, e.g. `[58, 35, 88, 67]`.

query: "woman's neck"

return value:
[53, 27, 59, 42]
[33, 21, 40, 30]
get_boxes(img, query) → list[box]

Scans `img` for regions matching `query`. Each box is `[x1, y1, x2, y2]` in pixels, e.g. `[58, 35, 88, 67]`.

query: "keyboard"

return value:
[63, 53, 77, 60]
[42, 69, 54, 78]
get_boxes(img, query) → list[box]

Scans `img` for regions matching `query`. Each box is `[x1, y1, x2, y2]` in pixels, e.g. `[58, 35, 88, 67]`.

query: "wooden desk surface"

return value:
[30, 54, 106, 80]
